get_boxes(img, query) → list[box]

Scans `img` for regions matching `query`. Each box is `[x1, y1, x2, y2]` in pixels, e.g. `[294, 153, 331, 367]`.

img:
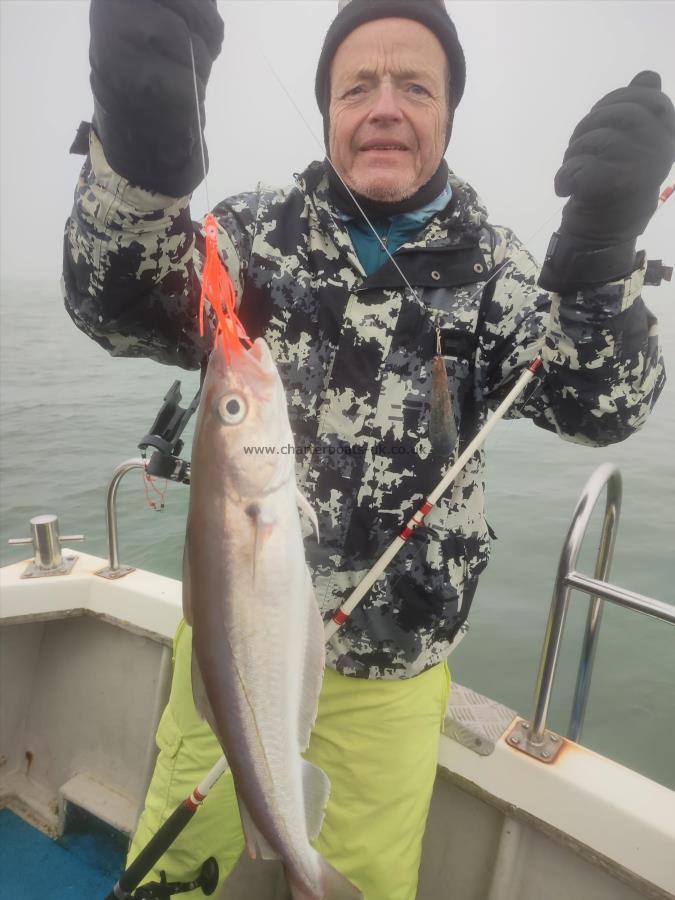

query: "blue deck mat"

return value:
[0, 807, 127, 899]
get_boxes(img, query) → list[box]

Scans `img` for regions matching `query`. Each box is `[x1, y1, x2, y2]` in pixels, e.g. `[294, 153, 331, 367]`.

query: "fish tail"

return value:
[287, 856, 363, 900]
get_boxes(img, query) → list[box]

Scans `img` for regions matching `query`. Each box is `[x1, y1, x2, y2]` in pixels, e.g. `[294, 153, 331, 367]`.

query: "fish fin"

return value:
[251, 507, 276, 584]
[239, 800, 278, 861]
[301, 759, 331, 840]
[190, 644, 218, 733]
[318, 858, 364, 900]
[296, 489, 319, 543]
[288, 856, 363, 900]
[297, 570, 325, 752]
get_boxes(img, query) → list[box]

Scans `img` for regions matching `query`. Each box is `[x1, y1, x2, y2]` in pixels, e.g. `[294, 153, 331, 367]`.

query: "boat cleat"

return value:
[7, 514, 83, 578]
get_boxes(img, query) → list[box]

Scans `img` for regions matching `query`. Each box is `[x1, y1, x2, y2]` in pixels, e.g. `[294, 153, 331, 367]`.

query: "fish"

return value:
[183, 333, 363, 900]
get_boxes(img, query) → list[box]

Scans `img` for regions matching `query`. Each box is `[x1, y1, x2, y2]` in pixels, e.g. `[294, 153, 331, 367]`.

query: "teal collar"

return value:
[337, 185, 453, 276]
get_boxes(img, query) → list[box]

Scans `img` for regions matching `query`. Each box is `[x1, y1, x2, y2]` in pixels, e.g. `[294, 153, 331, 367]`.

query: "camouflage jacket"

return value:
[63, 131, 665, 679]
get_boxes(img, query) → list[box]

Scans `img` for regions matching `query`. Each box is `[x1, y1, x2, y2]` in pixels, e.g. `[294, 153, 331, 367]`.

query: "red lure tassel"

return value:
[199, 213, 251, 364]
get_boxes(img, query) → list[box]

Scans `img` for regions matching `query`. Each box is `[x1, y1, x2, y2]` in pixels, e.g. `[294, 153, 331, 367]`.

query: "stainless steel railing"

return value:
[95, 458, 147, 579]
[529, 463, 675, 751]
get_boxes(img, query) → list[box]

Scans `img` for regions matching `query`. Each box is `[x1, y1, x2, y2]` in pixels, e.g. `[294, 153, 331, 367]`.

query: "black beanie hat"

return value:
[315, 0, 466, 115]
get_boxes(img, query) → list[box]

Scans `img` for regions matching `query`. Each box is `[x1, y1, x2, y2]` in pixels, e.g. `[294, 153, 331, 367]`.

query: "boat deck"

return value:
[0, 807, 126, 899]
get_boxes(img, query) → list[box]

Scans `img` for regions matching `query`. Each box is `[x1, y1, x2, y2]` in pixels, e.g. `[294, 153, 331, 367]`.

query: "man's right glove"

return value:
[89, 0, 224, 196]
[539, 71, 675, 293]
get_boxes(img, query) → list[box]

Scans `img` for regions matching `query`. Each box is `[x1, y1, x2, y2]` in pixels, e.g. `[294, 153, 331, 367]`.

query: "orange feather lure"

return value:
[199, 213, 251, 364]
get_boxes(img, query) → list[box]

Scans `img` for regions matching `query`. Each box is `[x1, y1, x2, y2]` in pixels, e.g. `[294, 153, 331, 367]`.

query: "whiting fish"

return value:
[183, 333, 362, 900]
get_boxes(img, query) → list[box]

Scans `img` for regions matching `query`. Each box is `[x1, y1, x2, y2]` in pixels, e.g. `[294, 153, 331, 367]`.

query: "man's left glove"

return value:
[89, 0, 224, 197]
[539, 71, 675, 293]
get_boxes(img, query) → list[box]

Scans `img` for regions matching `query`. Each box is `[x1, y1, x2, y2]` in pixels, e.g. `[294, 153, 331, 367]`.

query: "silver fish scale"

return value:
[63, 130, 666, 679]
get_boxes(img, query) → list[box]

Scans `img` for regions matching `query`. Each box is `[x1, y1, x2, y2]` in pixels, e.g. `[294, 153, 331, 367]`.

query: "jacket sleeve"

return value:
[477, 226, 665, 446]
[62, 129, 259, 370]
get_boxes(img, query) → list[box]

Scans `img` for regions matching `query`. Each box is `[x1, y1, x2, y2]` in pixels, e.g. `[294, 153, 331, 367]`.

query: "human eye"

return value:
[343, 84, 367, 98]
[407, 83, 431, 97]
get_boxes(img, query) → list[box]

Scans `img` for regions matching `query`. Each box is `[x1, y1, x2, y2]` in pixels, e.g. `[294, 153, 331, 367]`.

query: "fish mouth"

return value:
[210, 336, 276, 374]
[247, 338, 276, 374]
[238, 339, 279, 402]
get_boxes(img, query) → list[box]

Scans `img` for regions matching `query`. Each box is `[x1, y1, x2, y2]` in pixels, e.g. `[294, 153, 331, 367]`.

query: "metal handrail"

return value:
[95, 458, 147, 579]
[565, 463, 620, 742]
[529, 463, 674, 747]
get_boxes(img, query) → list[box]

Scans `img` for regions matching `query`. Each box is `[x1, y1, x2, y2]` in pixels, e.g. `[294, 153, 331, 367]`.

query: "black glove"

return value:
[89, 0, 224, 196]
[539, 71, 675, 292]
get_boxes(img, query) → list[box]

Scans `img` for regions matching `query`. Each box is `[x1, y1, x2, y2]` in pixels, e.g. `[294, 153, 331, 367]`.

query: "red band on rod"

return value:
[333, 609, 349, 626]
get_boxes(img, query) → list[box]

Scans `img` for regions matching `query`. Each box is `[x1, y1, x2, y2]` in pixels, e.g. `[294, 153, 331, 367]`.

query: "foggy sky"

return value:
[1, 0, 674, 283]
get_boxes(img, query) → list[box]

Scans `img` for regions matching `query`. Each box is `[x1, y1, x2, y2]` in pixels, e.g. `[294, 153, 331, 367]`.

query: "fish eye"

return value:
[216, 392, 248, 426]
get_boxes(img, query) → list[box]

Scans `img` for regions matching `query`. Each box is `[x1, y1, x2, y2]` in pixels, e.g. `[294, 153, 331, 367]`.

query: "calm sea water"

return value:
[1, 278, 674, 790]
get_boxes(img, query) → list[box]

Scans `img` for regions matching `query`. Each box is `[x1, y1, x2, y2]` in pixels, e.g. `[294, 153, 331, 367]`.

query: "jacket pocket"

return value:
[390, 524, 464, 636]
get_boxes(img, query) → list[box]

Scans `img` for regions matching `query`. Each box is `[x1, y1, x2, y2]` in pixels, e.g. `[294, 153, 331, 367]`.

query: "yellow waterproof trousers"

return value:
[128, 620, 451, 900]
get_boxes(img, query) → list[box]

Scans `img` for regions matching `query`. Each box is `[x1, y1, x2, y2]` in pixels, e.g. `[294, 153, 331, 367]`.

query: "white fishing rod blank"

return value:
[324, 356, 543, 640]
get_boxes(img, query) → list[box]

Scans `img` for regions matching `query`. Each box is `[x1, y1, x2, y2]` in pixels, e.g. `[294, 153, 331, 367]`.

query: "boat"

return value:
[1, 458, 674, 899]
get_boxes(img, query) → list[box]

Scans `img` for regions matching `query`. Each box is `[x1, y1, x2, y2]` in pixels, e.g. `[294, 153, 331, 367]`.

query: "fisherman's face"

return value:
[329, 18, 449, 202]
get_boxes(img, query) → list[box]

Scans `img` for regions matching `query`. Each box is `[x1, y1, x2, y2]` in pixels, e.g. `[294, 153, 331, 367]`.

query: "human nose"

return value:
[366, 82, 404, 123]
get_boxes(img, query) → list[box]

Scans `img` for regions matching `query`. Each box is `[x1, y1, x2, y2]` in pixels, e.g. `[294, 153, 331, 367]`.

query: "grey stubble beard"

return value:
[345, 171, 418, 203]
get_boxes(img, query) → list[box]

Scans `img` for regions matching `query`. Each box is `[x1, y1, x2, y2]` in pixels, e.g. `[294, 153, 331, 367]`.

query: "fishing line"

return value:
[189, 36, 211, 214]
[257, 44, 569, 310]
[233, 11, 675, 316]
[261, 57, 424, 305]
[201, 27, 673, 306]
[143, 470, 169, 512]
[257, 44, 674, 312]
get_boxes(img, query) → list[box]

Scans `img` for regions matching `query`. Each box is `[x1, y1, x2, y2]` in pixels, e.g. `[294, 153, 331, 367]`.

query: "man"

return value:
[63, 1, 673, 897]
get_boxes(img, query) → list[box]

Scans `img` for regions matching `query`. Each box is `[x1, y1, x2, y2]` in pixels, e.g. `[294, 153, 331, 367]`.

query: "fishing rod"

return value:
[325, 356, 543, 638]
[104, 759, 228, 898]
